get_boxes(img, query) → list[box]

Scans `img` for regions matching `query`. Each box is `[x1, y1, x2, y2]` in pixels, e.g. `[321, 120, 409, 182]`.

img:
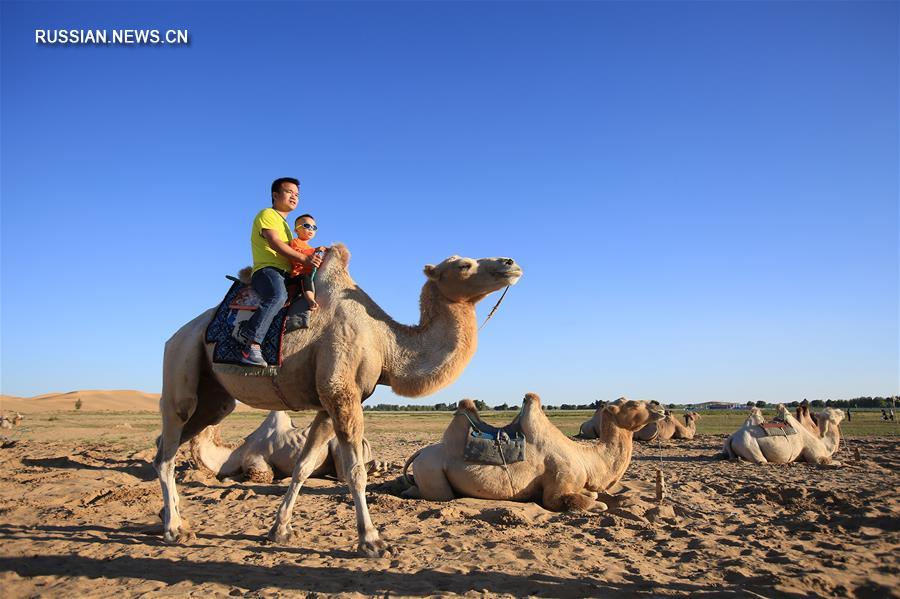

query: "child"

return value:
[288, 214, 327, 329]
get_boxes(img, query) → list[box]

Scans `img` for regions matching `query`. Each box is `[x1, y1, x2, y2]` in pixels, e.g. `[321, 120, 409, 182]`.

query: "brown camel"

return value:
[155, 245, 521, 556]
[402, 394, 665, 510]
[633, 410, 699, 441]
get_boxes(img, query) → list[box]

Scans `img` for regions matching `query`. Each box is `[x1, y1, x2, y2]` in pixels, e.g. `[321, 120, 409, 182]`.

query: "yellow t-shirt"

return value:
[250, 208, 293, 273]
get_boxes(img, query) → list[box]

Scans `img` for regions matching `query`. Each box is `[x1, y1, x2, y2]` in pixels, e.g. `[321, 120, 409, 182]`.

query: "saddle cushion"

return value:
[459, 413, 527, 465]
[204, 280, 293, 367]
[757, 422, 797, 437]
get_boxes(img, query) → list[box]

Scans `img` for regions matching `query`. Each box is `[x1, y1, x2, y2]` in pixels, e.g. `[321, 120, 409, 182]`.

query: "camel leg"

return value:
[156, 320, 235, 544]
[543, 486, 599, 512]
[332, 402, 389, 557]
[156, 407, 194, 543]
[268, 410, 334, 543]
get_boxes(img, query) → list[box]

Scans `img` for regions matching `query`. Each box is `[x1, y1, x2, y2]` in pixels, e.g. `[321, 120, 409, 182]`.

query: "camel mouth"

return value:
[494, 266, 523, 283]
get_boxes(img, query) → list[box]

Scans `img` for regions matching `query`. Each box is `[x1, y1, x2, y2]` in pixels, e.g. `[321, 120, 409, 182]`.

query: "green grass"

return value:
[12, 407, 898, 445]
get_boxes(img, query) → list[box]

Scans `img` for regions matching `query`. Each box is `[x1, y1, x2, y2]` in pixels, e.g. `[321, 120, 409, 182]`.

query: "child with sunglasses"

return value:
[288, 214, 327, 329]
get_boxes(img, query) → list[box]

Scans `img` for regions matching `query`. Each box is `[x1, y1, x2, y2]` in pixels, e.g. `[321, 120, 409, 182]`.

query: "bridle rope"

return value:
[480, 285, 510, 330]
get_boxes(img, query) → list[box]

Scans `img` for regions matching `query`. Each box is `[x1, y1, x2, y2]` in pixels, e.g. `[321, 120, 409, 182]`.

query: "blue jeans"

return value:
[240, 267, 288, 344]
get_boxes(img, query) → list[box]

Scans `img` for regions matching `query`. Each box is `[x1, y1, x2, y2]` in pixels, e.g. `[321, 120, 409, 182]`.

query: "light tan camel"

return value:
[401, 394, 665, 510]
[633, 411, 699, 441]
[190, 411, 380, 483]
[156, 245, 521, 556]
[722, 404, 844, 465]
[0, 412, 22, 429]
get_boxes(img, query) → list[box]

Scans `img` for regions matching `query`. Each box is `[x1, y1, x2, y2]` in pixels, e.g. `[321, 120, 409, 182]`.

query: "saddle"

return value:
[459, 410, 526, 465]
[757, 421, 797, 437]
[205, 279, 303, 370]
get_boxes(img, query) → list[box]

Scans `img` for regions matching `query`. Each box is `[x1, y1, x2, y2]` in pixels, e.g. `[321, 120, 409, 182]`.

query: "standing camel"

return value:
[156, 245, 521, 556]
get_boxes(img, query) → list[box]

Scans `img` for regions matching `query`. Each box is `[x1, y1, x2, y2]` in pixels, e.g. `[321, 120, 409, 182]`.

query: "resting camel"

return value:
[190, 411, 379, 483]
[722, 404, 844, 465]
[0, 412, 22, 429]
[402, 394, 665, 510]
[156, 245, 521, 556]
[633, 411, 700, 441]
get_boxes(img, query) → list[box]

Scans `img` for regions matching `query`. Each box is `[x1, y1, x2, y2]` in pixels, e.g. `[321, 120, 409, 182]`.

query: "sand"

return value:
[0, 400, 898, 598]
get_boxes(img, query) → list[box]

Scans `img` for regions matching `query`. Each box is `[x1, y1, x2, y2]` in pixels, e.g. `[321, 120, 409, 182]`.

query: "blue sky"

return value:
[1, 1, 897, 405]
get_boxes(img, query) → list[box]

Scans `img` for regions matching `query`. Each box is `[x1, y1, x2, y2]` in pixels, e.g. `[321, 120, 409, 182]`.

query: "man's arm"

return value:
[261, 229, 323, 267]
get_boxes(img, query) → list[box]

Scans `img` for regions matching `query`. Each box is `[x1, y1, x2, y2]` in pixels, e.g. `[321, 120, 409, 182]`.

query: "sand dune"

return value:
[0, 390, 253, 413]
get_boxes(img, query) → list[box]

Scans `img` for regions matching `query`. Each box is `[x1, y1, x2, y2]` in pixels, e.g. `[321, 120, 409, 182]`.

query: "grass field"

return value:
[9, 407, 898, 450]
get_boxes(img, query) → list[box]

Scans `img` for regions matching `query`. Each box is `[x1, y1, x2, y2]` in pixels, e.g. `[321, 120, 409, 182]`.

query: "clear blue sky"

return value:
[1, 1, 897, 405]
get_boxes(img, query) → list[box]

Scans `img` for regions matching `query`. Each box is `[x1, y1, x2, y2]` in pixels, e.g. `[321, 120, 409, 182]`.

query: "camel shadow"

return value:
[0, 523, 357, 559]
[21, 456, 155, 480]
[0, 552, 779, 598]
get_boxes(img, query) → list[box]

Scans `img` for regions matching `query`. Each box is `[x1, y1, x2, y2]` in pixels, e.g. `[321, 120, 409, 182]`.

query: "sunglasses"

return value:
[297, 223, 318, 231]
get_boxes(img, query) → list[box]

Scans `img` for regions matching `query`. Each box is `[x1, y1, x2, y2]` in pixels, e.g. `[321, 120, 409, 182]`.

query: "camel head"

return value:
[747, 407, 765, 425]
[603, 398, 665, 432]
[683, 412, 700, 426]
[819, 407, 845, 428]
[423, 255, 522, 303]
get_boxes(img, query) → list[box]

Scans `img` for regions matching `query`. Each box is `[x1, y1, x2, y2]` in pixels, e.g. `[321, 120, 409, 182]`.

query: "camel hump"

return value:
[457, 398, 479, 413]
[522, 392, 541, 407]
[327, 243, 351, 267]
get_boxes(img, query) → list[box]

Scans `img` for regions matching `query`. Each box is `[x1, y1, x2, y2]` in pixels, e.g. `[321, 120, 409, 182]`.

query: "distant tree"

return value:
[75, 398, 82, 411]
[755, 400, 766, 408]
[434, 403, 449, 412]
[495, 403, 510, 411]
[746, 401, 754, 408]
[788, 401, 799, 407]
[810, 399, 825, 408]
[473, 399, 489, 412]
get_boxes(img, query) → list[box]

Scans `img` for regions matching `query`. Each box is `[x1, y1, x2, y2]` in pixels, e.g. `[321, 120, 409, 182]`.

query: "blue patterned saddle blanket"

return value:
[204, 280, 294, 368]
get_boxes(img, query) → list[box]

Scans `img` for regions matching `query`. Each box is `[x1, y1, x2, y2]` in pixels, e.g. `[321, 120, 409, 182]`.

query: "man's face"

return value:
[273, 182, 299, 213]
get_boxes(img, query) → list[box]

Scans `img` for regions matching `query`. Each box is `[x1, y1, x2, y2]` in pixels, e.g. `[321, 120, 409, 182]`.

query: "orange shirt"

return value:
[289, 238, 316, 277]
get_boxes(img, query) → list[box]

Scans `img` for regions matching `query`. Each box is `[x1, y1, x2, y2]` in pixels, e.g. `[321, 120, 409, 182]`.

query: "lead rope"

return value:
[480, 286, 510, 330]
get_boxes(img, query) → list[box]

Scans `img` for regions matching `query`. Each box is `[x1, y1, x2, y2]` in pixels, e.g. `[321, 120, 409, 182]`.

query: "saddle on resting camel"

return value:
[756, 420, 797, 437]
[457, 409, 526, 465]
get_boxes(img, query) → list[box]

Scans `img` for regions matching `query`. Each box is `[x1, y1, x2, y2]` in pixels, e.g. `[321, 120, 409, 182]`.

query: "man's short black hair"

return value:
[271, 177, 300, 205]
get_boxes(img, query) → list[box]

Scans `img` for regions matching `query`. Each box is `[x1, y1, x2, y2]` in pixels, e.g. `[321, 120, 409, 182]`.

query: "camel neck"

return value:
[586, 412, 634, 491]
[385, 281, 478, 398]
[821, 420, 841, 455]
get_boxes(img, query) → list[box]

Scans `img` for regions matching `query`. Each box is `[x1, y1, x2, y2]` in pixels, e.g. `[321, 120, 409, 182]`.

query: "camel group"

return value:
[159, 242, 846, 556]
[0, 412, 22, 429]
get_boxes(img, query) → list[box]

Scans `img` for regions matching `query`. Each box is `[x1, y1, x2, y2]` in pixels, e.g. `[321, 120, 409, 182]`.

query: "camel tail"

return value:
[189, 424, 245, 477]
[402, 447, 425, 488]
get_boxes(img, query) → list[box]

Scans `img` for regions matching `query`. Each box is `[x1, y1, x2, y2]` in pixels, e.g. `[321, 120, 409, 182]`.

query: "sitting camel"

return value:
[0, 412, 22, 429]
[190, 411, 380, 483]
[633, 410, 700, 441]
[402, 393, 665, 511]
[723, 404, 844, 465]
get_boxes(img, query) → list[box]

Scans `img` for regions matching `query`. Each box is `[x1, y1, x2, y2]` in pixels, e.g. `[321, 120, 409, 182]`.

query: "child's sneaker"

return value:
[240, 344, 268, 368]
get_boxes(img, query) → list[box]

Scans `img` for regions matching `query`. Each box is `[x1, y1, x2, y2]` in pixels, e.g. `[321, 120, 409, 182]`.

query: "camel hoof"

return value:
[358, 539, 391, 558]
[163, 527, 196, 544]
[590, 501, 609, 513]
[267, 526, 297, 545]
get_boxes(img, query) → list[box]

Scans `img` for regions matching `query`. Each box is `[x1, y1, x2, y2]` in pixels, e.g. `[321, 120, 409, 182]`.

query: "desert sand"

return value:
[0, 394, 898, 598]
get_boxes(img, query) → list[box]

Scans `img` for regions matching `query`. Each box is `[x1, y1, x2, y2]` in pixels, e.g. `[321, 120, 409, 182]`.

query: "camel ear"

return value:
[605, 404, 620, 416]
[423, 264, 439, 280]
